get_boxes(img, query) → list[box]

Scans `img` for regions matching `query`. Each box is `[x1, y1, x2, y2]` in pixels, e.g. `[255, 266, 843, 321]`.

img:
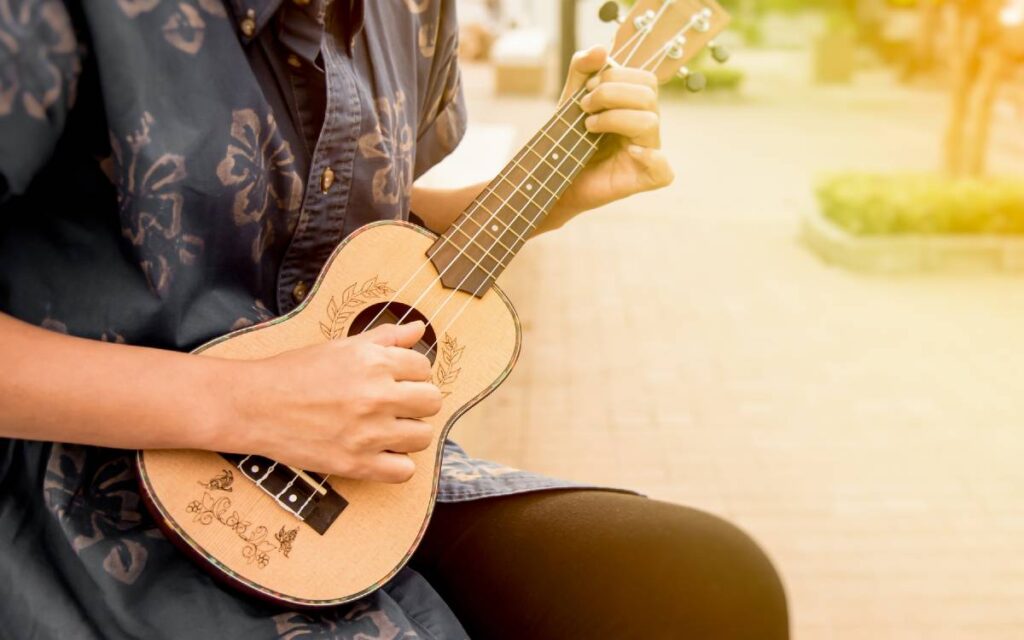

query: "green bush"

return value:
[816, 174, 1024, 236]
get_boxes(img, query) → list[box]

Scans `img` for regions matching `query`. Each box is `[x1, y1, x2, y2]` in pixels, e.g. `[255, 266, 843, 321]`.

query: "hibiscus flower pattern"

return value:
[0, 0, 80, 119]
[273, 599, 417, 639]
[43, 445, 162, 585]
[114, 0, 226, 54]
[217, 108, 303, 263]
[358, 90, 415, 207]
[113, 112, 204, 295]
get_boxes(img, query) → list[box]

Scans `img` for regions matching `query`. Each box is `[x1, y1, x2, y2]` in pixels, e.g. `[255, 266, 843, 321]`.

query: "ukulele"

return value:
[138, 0, 730, 607]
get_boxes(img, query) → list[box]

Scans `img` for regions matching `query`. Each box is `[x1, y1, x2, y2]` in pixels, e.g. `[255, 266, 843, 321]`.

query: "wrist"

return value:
[181, 356, 245, 453]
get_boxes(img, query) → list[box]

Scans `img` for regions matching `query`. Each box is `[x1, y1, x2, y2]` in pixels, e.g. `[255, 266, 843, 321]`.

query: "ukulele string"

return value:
[418, 33, 691, 356]
[350, 23, 656, 339]
[295, 18, 687, 513]
[382, 1, 683, 331]
[387, 2, 687, 335]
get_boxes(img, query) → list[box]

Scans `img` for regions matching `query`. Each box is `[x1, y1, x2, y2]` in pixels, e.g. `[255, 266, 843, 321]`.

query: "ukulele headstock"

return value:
[601, 0, 732, 86]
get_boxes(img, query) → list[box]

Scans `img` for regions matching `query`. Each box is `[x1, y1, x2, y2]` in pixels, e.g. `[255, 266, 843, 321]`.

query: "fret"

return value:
[523, 145, 577, 183]
[428, 97, 604, 296]
[473, 195, 536, 241]
[503, 161, 560, 201]
[438, 233, 509, 274]
[450, 218, 516, 255]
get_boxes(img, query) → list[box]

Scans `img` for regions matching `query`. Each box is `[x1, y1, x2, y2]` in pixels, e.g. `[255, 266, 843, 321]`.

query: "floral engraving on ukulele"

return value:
[185, 491, 297, 568]
[275, 526, 298, 558]
[198, 468, 234, 492]
[434, 334, 464, 398]
[319, 277, 395, 340]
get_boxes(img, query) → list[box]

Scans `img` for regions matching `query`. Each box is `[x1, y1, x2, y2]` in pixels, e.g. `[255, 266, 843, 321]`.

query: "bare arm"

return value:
[0, 312, 230, 450]
[410, 182, 486, 234]
[0, 312, 440, 483]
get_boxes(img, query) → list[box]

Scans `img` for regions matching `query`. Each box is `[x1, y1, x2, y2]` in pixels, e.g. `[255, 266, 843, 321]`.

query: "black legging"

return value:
[409, 490, 788, 639]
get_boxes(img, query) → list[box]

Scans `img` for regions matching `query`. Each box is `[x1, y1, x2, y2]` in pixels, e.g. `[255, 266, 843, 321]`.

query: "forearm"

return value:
[0, 312, 232, 451]
[410, 183, 487, 234]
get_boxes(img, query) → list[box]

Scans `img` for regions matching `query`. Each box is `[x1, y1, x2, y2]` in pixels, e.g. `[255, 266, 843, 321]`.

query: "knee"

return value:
[653, 505, 789, 639]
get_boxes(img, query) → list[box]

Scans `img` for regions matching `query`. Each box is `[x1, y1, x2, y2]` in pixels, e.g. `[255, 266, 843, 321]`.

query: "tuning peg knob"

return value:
[710, 41, 730, 64]
[677, 67, 707, 93]
[598, 2, 623, 24]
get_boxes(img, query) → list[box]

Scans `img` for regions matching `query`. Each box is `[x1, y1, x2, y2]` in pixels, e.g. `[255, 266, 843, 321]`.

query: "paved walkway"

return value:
[433, 54, 1024, 639]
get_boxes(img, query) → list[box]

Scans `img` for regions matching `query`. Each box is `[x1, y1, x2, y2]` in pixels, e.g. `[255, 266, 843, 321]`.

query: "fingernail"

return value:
[585, 76, 600, 91]
[628, 144, 645, 158]
[585, 115, 598, 130]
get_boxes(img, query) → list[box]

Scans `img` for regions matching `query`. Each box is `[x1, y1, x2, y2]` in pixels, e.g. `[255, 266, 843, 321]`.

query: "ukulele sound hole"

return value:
[348, 302, 438, 365]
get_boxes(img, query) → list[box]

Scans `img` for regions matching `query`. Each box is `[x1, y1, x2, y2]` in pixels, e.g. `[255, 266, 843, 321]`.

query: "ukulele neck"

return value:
[427, 90, 601, 297]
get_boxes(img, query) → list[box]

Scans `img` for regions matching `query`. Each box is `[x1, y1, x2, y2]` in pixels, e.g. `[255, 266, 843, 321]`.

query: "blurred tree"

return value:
[945, 0, 1024, 176]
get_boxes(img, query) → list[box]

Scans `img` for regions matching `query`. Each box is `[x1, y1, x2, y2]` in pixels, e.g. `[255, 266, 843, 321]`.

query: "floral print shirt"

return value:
[0, 0, 585, 637]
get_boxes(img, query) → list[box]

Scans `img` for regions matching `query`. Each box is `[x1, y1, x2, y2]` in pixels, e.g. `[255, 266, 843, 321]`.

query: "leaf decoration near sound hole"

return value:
[319, 277, 394, 341]
[435, 334, 464, 398]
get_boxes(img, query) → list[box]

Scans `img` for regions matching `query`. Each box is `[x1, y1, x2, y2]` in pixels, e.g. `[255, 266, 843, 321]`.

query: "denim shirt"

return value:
[0, 0, 585, 637]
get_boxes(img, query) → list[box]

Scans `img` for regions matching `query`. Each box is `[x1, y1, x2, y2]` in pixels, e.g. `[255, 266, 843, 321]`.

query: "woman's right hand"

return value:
[226, 321, 442, 483]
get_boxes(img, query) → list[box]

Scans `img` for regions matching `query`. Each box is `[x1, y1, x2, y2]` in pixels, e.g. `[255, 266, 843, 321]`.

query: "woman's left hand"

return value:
[542, 46, 674, 232]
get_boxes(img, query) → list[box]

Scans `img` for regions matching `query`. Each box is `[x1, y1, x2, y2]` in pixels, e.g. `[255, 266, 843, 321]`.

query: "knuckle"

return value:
[356, 387, 387, 414]
[413, 426, 433, 450]
[333, 455, 364, 479]
[642, 86, 658, 109]
[426, 387, 443, 415]
[395, 459, 416, 483]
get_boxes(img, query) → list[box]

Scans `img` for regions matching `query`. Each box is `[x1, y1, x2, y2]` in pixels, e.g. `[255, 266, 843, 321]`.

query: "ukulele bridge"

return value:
[220, 453, 348, 535]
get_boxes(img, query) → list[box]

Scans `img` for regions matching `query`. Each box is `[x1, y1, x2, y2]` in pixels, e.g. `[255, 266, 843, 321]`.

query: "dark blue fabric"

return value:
[0, 1, 598, 635]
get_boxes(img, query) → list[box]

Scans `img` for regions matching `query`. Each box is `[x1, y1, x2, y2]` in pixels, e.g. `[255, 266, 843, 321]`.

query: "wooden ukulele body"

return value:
[137, 220, 521, 607]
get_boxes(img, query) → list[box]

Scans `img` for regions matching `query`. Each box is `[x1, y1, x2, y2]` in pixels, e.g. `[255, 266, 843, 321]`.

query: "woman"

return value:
[0, 0, 788, 637]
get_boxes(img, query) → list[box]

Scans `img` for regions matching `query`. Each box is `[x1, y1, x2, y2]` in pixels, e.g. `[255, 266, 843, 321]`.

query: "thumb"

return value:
[561, 46, 608, 104]
[362, 321, 426, 349]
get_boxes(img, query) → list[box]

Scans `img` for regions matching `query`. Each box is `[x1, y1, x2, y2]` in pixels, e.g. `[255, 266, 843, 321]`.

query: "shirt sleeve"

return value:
[0, 0, 82, 201]
[413, 1, 467, 180]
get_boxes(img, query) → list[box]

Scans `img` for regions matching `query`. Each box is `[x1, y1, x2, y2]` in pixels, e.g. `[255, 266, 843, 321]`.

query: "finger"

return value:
[580, 82, 658, 114]
[627, 145, 675, 190]
[386, 346, 433, 382]
[585, 66, 658, 92]
[380, 418, 434, 453]
[561, 46, 608, 103]
[365, 452, 416, 483]
[391, 380, 443, 418]
[584, 110, 660, 145]
[361, 321, 426, 349]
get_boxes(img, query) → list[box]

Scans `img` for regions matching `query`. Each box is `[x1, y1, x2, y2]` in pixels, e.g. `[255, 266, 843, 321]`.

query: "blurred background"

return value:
[423, 1, 1024, 638]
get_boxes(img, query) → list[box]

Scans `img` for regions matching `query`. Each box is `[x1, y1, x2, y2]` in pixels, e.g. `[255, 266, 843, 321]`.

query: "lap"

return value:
[410, 489, 789, 640]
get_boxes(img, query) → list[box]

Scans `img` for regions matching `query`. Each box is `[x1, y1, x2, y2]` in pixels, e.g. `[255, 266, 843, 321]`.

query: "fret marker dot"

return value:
[552, 152, 560, 160]
[491, 224, 499, 232]
[288, 494, 297, 503]
[250, 465, 259, 473]
[526, 184, 533, 191]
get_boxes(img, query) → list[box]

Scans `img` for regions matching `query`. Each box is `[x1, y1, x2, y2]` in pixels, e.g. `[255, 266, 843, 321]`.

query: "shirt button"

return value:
[240, 9, 256, 37]
[320, 167, 335, 193]
[292, 281, 310, 303]
[286, 54, 302, 68]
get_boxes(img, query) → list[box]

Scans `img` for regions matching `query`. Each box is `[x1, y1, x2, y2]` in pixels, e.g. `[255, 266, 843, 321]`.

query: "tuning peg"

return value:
[598, 2, 623, 24]
[709, 40, 730, 64]
[677, 67, 706, 93]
